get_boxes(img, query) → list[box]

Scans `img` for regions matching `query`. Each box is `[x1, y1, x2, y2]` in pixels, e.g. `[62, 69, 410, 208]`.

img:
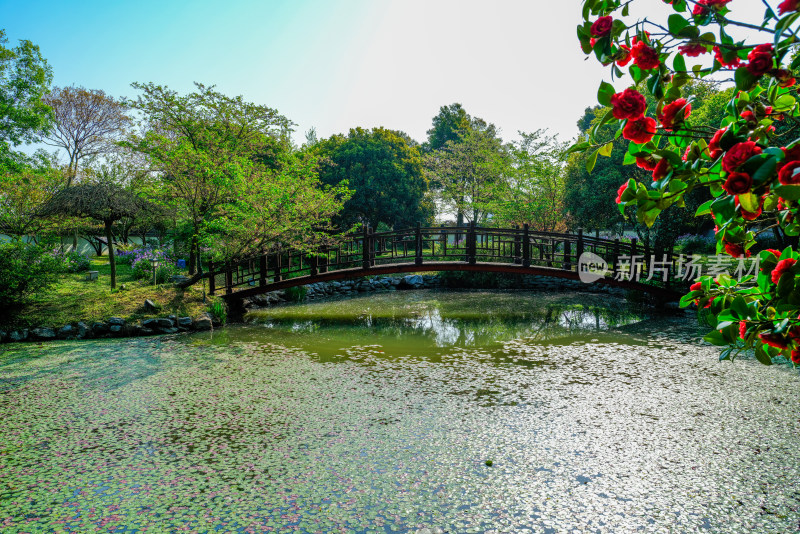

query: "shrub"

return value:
[47, 248, 92, 273]
[208, 301, 227, 325]
[675, 234, 716, 255]
[130, 248, 178, 283]
[0, 242, 62, 307]
[285, 285, 308, 302]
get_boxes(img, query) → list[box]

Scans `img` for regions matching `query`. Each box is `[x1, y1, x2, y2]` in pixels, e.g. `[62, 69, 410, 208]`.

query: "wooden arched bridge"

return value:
[199, 224, 684, 301]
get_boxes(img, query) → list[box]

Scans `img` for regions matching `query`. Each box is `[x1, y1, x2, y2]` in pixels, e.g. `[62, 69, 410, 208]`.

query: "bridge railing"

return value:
[204, 224, 678, 296]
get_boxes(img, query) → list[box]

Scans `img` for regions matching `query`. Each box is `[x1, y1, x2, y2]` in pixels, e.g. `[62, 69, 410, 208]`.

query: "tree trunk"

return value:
[188, 232, 198, 275]
[105, 220, 117, 289]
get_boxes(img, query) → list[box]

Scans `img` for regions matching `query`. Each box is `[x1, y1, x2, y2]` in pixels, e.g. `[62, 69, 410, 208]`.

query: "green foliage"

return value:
[0, 29, 53, 148]
[127, 83, 347, 265]
[484, 130, 569, 232]
[0, 241, 61, 307]
[284, 285, 308, 302]
[312, 127, 431, 230]
[425, 103, 472, 151]
[208, 301, 227, 325]
[425, 126, 507, 225]
[576, 0, 800, 365]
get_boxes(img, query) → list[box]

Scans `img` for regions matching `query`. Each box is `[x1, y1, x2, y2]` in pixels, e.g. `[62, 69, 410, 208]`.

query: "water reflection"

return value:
[245, 290, 649, 351]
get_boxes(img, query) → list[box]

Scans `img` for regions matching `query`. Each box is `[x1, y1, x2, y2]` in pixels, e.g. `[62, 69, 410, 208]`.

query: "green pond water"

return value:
[1, 290, 799, 533]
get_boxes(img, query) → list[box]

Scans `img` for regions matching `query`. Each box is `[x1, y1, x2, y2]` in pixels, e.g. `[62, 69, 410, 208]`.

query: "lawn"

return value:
[0, 256, 222, 330]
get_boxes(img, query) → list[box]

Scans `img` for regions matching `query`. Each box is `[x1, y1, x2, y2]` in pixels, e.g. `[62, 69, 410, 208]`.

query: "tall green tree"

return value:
[313, 127, 432, 229]
[127, 82, 346, 268]
[425, 103, 472, 151]
[486, 130, 568, 232]
[425, 127, 508, 225]
[0, 28, 53, 171]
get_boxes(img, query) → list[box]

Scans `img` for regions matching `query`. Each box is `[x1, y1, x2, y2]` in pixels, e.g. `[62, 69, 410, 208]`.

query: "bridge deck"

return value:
[221, 261, 682, 301]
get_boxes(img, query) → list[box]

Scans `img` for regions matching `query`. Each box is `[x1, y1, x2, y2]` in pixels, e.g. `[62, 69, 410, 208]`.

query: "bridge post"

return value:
[259, 255, 267, 287]
[225, 262, 233, 295]
[564, 239, 572, 271]
[513, 225, 521, 264]
[311, 252, 319, 276]
[467, 221, 476, 265]
[208, 260, 215, 295]
[415, 223, 423, 265]
[274, 252, 282, 282]
[576, 228, 584, 267]
[320, 248, 328, 273]
[522, 224, 530, 267]
[362, 226, 371, 270]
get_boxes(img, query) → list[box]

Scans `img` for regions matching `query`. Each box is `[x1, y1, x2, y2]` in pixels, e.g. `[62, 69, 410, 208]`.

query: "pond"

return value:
[1, 290, 799, 533]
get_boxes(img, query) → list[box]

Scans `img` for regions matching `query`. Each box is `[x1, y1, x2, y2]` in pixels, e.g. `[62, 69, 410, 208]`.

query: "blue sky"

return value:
[2, 0, 769, 150]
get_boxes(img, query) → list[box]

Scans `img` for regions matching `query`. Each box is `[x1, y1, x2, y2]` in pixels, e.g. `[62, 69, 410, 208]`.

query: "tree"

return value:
[313, 127, 432, 229]
[0, 160, 64, 239]
[425, 127, 508, 224]
[487, 130, 569, 232]
[39, 182, 152, 288]
[41, 86, 131, 185]
[0, 29, 52, 168]
[426, 103, 472, 151]
[126, 82, 293, 273]
[575, 0, 800, 365]
[127, 82, 346, 270]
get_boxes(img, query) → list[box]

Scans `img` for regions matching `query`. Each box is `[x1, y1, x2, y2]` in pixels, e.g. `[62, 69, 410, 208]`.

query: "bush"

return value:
[675, 234, 716, 255]
[0, 242, 62, 307]
[208, 301, 227, 325]
[130, 248, 179, 283]
[47, 248, 91, 273]
[285, 285, 308, 302]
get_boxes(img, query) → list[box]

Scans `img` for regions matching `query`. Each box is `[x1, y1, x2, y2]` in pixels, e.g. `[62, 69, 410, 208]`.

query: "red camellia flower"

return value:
[590, 16, 613, 37]
[746, 44, 774, 76]
[678, 42, 708, 57]
[689, 282, 711, 308]
[631, 41, 660, 70]
[783, 145, 800, 162]
[693, 0, 732, 15]
[722, 141, 762, 173]
[778, 0, 799, 15]
[713, 45, 741, 67]
[635, 155, 657, 170]
[658, 98, 691, 130]
[724, 241, 750, 258]
[773, 68, 796, 87]
[765, 249, 783, 258]
[741, 206, 762, 221]
[722, 172, 752, 195]
[771, 258, 797, 284]
[652, 158, 672, 181]
[615, 182, 628, 204]
[707, 128, 726, 158]
[759, 333, 790, 349]
[740, 110, 757, 128]
[622, 116, 657, 144]
[739, 321, 747, 339]
[610, 88, 647, 120]
[778, 161, 800, 185]
[791, 350, 800, 365]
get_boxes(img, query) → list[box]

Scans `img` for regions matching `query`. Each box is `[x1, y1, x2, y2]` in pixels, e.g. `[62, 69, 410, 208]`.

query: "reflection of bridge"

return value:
[200, 224, 683, 301]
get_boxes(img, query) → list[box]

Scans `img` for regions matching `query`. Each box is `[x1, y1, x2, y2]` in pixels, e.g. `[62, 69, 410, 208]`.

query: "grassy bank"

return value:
[0, 256, 222, 330]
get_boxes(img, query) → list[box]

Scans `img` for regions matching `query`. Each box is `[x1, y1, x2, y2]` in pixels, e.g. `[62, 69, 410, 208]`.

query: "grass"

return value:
[0, 256, 223, 330]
